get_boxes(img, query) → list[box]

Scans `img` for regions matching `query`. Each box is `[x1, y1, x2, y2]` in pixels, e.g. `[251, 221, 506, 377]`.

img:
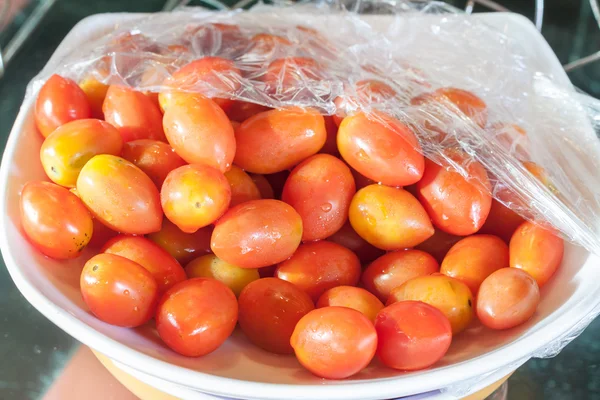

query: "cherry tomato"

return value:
[147, 218, 213, 265]
[327, 221, 385, 264]
[477, 268, 540, 330]
[225, 166, 262, 207]
[375, 301, 452, 371]
[226, 100, 271, 123]
[79, 77, 109, 119]
[478, 199, 525, 243]
[102, 235, 186, 294]
[388, 274, 474, 334]
[510, 221, 564, 287]
[276, 241, 361, 301]
[362, 249, 439, 302]
[81, 253, 159, 327]
[319, 116, 339, 156]
[415, 229, 463, 264]
[35, 75, 91, 137]
[20, 181, 93, 259]
[337, 112, 424, 186]
[40, 119, 123, 188]
[349, 184, 434, 250]
[238, 278, 314, 354]
[416, 150, 492, 236]
[102, 85, 165, 143]
[316, 286, 383, 322]
[441, 235, 509, 294]
[68, 187, 118, 248]
[161, 164, 231, 233]
[163, 94, 235, 172]
[211, 199, 302, 269]
[282, 154, 355, 241]
[185, 254, 259, 297]
[121, 140, 186, 189]
[263, 57, 322, 93]
[334, 80, 396, 121]
[249, 174, 274, 199]
[233, 108, 327, 174]
[291, 307, 377, 379]
[156, 278, 238, 357]
[411, 87, 488, 129]
[77, 154, 162, 234]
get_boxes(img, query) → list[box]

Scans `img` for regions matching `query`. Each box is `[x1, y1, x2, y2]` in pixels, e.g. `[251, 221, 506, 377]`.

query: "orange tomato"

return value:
[411, 87, 488, 128]
[334, 79, 396, 120]
[226, 100, 270, 123]
[327, 221, 385, 264]
[79, 77, 109, 119]
[414, 229, 463, 264]
[478, 199, 525, 243]
[147, 218, 213, 265]
[249, 174, 275, 199]
[224, 166, 262, 207]
[121, 140, 186, 189]
[185, 254, 259, 297]
[316, 286, 383, 322]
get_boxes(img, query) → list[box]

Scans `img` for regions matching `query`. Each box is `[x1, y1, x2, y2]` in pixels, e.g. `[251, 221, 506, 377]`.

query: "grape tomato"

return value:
[121, 139, 186, 189]
[327, 221, 385, 264]
[316, 286, 383, 322]
[185, 254, 259, 297]
[225, 166, 262, 207]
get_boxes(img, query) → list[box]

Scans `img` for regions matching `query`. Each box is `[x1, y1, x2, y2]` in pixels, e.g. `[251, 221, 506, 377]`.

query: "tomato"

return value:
[264, 170, 290, 199]
[102, 85, 165, 142]
[411, 87, 488, 129]
[362, 249, 439, 302]
[375, 301, 452, 371]
[282, 154, 355, 241]
[77, 154, 162, 234]
[20, 181, 93, 259]
[510, 221, 564, 287]
[161, 164, 231, 233]
[477, 268, 540, 330]
[478, 199, 525, 243]
[102, 235, 186, 294]
[441, 235, 509, 294]
[319, 116, 339, 156]
[68, 187, 118, 248]
[388, 274, 474, 334]
[226, 100, 271, 123]
[225, 166, 262, 207]
[163, 94, 235, 172]
[79, 77, 109, 119]
[249, 174, 274, 199]
[35, 75, 91, 137]
[489, 123, 529, 160]
[40, 119, 123, 188]
[147, 218, 212, 265]
[290, 307, 377, 379]
[416, 150, 492, 236]
[121, 140, 186, 189]
[249, 33, 292, 56]
[80, 253, 159, 327]
[276, 241, 361, 301]
[238, 278, 314, 354]
[185, 254, 259, 297]
[327, 221, 385, 264]
[316, 286, 383, 322]
[233, 108, 327, 174]
[337, 112, 424, 186]
[349, 185, 434, 250]
[211, 199, 302, 269]
[156, 278, 238, 357]
[415, 229, 463, 264]
[263, 57, 322, 93]
[523, 161, 551, 187]
[334, 80, 396, 121]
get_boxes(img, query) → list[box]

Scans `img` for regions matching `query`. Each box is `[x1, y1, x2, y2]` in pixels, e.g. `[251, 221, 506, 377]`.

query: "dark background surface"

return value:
[0, 0, 599, 399]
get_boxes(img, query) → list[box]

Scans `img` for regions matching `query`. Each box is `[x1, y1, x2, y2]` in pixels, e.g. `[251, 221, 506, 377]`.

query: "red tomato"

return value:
[147, 218, 213, 265]
[68, 187, 118, 249]
[337, 112, 424, 186]
[510, 221, 564, 287]
[249, 174, 275, 199]
[477, 268, 540, 330]
[416, 150, 492, 236]
[282, 154, 356, 241]
[77, 155, 162, 234]
[334, 80, 397, 121]
[238, 278, 314, 354]
[316, 286, 383, 322]
[327, 221, 385, 265]
[211, 199, 303, 269]
[290, 307, 377, 379]
[415, 229, 463, 264]
[185, 254, 259, 297]
[263, 57, 322, 93]
[102, 235, 186, 294]
[161, 164, 231, 233]
[20, 181, 93, 259]
[411, 87, 488, 129]
[102, 85, 165, 142]
[121, 140, 186, 189]
[276, 241, 361, 301]
[233, 108, 327, 174]
[319, 116, 339, 155]
[225, 166, 262, 207]
[226, 101, 270, 123]
[156, 278, 238, 357]
[478, 199, 525, 243]
[375, 301, 452, 371]
[81, 253, 159, 327]
[35, 75, 91, 137]
[362, 249, 439, 302]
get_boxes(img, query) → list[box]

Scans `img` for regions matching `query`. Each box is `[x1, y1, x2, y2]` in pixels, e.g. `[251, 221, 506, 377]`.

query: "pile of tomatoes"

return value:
[19, 23, 565, 380]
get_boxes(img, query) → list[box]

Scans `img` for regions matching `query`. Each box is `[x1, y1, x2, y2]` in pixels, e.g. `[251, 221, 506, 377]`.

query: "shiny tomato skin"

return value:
[477, 268, 540, 330]
[316, 286, 383, 322]
[233, 108, 327, 174]
[510, 221, 564, 287]
[185, 254, 259, 297]
[211, 199, 303, 269]
[20, 181, 93, 259]
[375, 301, 452, 371]
[35, 75, 92, 137]
[156, 278, 238, 357]
[225, 166, 262, 207]
[415, 229, 463, 264]
[68, 187, 118, 249]
[276, 241, 361, 302]
[349, 184, 434, 250]
[282, 154, 356, 241]
[327, 221, 385, 265]
[362, 249, 440, 302]
[479, 200, 525, 243]
[163, 57, 242, 97]
[249, 174, 275, 199]
[238, 278, 314, 354]
[411, 87, 488, 129]
[76, 154, 162, 234]
[337, 112, 424, 187]
[290, 306, 377, 379]
[40, 119, 123, 188]
[79, 77, 109, 119]
[121, 139, 186, 189]
[80, 253, 159, 327]
[147, 218, 213, 265]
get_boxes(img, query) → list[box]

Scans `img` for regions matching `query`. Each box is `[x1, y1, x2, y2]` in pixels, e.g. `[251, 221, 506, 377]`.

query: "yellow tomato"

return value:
[79, 77, 109, 118]
[185, 254, 259, 297]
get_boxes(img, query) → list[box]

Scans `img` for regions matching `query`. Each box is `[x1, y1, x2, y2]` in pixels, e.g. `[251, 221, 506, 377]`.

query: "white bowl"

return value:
[2, 11, 600, 400]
